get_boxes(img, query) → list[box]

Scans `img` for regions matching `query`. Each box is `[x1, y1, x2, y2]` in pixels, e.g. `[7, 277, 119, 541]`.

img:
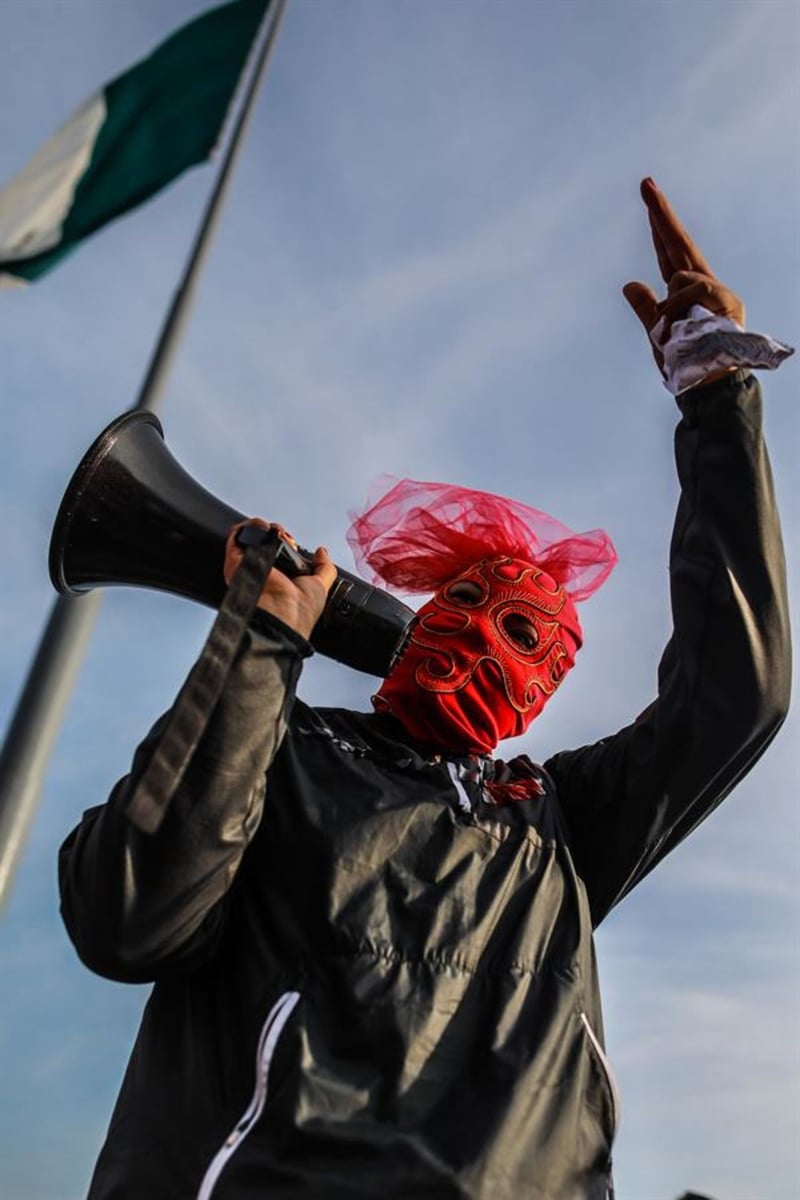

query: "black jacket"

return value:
[59, 373, 790, 1200]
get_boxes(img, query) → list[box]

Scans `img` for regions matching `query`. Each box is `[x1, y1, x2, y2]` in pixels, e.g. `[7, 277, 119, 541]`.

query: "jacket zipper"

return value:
[579, 1011, 621, 1137]
[196, 990, 300, 1200]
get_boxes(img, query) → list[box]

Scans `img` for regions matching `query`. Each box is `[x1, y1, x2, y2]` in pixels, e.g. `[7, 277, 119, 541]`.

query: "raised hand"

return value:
[623, 178, 745, 383]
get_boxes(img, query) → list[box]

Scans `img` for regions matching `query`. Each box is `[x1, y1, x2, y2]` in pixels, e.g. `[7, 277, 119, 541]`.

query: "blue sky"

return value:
[1, 1, 798, 1197]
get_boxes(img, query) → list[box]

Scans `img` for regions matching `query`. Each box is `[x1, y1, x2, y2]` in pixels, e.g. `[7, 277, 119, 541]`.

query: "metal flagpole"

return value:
[0, 0, 290, 912]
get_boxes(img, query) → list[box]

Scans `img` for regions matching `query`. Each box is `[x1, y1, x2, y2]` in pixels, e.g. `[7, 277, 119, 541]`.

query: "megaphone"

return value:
[49, 410, 415, 677]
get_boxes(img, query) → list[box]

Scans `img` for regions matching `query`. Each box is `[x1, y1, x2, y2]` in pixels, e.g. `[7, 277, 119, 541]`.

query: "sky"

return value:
[0, 1, 798, 1197]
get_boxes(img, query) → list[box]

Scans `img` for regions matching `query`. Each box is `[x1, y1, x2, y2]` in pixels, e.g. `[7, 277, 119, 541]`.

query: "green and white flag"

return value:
[0, 0, 271, 286]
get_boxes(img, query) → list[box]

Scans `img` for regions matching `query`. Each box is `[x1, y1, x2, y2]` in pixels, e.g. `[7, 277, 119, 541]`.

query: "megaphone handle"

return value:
[235, 524, 313, 576]
[125, 529, 282, 836]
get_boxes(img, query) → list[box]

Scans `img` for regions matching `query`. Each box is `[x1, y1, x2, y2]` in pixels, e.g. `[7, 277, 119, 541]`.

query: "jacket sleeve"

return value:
[58, 615, 311, 982]
[545, 371, 791, 926]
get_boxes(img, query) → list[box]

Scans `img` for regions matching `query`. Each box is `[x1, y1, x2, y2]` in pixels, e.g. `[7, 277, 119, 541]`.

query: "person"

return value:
[58, 180, 791, 1200]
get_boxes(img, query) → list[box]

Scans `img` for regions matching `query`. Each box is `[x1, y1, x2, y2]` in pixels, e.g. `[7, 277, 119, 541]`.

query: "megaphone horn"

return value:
[49, 411, 414, 677]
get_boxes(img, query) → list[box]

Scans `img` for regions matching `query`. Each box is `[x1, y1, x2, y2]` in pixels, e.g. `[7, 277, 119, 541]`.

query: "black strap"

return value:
[125, 530, 281, 835]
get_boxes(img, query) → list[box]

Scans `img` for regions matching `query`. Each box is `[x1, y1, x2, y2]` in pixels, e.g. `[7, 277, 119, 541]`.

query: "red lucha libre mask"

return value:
[375, 555, 583, 755]
[347, 477, 617, 755]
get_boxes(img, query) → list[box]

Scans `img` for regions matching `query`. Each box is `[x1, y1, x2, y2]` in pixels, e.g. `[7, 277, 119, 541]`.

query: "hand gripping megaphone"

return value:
[48, 410, 414, 677]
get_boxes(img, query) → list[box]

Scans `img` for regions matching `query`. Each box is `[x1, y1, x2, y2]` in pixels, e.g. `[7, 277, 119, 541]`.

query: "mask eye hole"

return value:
[445, 580, 484, 606]
[500, 612, 539, 652]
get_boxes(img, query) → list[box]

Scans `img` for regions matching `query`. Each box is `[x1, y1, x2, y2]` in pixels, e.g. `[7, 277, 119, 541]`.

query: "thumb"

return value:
[311, 546, 338, 593]
[622, 281, 660, 331]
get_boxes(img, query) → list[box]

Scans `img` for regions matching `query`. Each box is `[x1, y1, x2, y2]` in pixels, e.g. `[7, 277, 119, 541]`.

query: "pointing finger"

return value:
[641, 178, 714, 278]
[647, 209, 674, 285]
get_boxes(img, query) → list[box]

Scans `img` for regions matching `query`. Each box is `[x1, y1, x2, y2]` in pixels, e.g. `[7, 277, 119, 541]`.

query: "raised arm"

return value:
[58, 524, 335, 981]
[546, 185, 791, 925]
